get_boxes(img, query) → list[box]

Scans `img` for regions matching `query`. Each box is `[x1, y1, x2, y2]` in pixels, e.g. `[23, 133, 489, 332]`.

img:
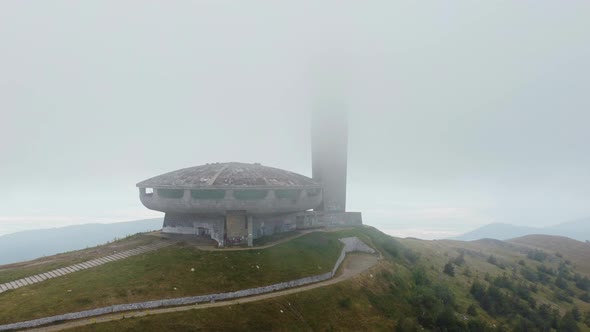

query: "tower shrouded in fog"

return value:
[137, 105, 361, 247]
[311, 109, 348, 212]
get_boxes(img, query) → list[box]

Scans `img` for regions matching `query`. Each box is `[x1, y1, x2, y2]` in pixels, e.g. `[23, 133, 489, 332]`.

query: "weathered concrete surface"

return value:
[138, 163, 323, 215]
[138, 162, 319, 189]
[0, 241, 172, 295]
[0, 237, 377, 331]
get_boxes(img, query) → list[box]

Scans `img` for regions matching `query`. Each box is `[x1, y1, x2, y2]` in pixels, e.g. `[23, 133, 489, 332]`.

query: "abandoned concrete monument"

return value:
[136, 111, 362, 246]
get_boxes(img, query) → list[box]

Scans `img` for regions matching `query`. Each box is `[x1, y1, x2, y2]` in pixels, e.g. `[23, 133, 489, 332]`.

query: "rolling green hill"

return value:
[2, 227, 590, 331]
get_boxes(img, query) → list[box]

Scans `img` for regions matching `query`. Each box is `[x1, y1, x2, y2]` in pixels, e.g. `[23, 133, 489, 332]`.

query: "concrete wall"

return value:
[162, 213, 225, 246]
[332, 237, 376, 275]
[251, 214, 297, 238]
[139, 187, 322, 215]
[294, 211, 362, 229]
[0, 237, 375, 331]
[162, 210, 362, 247]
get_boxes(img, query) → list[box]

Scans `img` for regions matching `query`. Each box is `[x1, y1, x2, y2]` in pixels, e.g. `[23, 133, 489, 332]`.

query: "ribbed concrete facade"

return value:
[137, 163, 328, 246]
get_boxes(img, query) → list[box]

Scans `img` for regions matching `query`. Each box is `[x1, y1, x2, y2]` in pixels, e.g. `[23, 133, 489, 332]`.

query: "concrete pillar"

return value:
[182, 189, 191, 205]
[224, 190, 233, 199]
[219, 218, 225, 247]
[247, 216, 254, 247]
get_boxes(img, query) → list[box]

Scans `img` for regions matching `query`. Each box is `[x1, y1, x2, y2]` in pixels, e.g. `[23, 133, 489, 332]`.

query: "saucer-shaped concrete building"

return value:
[137, 110, 362, 246]
[138, 162, 323, 215]
[137, 162, 329, 246]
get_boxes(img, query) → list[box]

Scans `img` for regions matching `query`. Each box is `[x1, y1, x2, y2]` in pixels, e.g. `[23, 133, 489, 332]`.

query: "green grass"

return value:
[68, 227, 413, 331]
[0, 234, 157, 284]
[0, 232, 342, 325]
[5, 227, 590, 331]
[70, 227, 427, 332]
[252, 230, 300, 246]
[0, 260, 76, 285]
[73, 271, 397, 332]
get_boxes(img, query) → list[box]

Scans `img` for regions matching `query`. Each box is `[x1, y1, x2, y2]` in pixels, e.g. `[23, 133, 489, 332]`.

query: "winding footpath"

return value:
[0, 235, 380, 331]
[30, 254, 379, 332]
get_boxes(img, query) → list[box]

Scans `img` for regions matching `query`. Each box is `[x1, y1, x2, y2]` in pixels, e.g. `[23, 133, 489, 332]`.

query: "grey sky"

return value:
[1, 1, 589, 238]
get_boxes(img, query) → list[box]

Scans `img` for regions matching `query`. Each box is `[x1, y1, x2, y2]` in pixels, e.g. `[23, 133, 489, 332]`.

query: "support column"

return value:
[247, 216, 254, 247]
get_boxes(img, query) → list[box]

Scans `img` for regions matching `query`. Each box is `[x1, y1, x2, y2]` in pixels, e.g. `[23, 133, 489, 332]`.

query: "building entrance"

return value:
[225, 213, 248, 244]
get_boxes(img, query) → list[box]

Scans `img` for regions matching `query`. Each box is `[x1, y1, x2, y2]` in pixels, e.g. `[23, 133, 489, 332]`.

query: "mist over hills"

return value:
[454, 218, 590, 242]
[2, 216, 587, 266]
[0, 218, 163, 265]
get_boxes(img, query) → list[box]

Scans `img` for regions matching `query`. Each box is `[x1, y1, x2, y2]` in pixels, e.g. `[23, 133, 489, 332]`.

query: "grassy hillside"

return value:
[0, 233, 159, 284]
[3, 228, 590, 331]
[510, 235, 590, 275]
[0, 232, 342, 325]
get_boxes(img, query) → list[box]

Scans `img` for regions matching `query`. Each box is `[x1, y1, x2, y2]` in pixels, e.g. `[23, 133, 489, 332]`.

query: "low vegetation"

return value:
[0, 232, 342, 324]
[0, 234, 157, 284]
[2, 228, 590, 331]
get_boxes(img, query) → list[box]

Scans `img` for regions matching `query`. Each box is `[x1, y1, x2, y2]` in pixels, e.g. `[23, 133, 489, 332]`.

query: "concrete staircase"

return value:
[0, 241, 172, 294]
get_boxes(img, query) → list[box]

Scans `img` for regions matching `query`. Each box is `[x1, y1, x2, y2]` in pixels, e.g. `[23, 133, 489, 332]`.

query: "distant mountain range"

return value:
[0, 218, 163, 265]
[454, 218, 590, 242]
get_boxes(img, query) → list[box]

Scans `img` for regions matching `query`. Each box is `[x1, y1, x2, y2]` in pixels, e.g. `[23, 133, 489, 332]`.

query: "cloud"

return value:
[380, 228, 460, 240]
[359, 204, 497, 240]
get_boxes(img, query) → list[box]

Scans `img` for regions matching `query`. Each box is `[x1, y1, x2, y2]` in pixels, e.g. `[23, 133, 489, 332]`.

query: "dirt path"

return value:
[28, 253, 379, 332]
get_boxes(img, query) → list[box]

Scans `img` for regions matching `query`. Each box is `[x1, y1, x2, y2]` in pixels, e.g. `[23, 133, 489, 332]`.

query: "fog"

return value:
[1, 1, 589, 238]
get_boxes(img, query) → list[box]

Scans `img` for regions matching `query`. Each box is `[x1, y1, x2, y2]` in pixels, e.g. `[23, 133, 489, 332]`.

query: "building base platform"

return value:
[161, 211, 362, 247]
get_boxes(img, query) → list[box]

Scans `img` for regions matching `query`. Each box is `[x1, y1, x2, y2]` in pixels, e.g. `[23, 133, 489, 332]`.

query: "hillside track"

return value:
[27, 253, 379, 332]
[0, 241, 172, 294]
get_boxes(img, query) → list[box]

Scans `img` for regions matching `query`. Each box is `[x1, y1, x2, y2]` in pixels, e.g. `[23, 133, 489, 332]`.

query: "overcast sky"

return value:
[1, 1, 589, 238]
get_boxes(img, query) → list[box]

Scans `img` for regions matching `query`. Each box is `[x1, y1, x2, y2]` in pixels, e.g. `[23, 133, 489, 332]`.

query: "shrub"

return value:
[453, 251, 466, 266]
[487, 255, 498, 265]
[537, 264, 555, 276]
[396, 317, 419, 332]
[575, 276, 590, 291]
[338, 297, 352, 309]
[412, 267, 431, 286]
[527, 249, 548, 262]
[521, 268, 538, 282]
[554, 290, 573, 303]
[443, 262, 455, 277]
[555, 276, 569, 290]
[403, 249, 420, 264]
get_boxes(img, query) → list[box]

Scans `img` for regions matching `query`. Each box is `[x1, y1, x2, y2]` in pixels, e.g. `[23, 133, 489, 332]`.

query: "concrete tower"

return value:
[311, 109, 348, 212]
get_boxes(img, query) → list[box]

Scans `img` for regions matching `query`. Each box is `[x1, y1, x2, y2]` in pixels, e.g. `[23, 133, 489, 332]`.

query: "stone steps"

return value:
[0, 241, 173, 294]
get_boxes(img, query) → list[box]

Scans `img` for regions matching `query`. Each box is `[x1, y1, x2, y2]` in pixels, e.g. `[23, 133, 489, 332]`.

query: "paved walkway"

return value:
[0, 241, 172, 294]
[29, 254, 379, 332]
